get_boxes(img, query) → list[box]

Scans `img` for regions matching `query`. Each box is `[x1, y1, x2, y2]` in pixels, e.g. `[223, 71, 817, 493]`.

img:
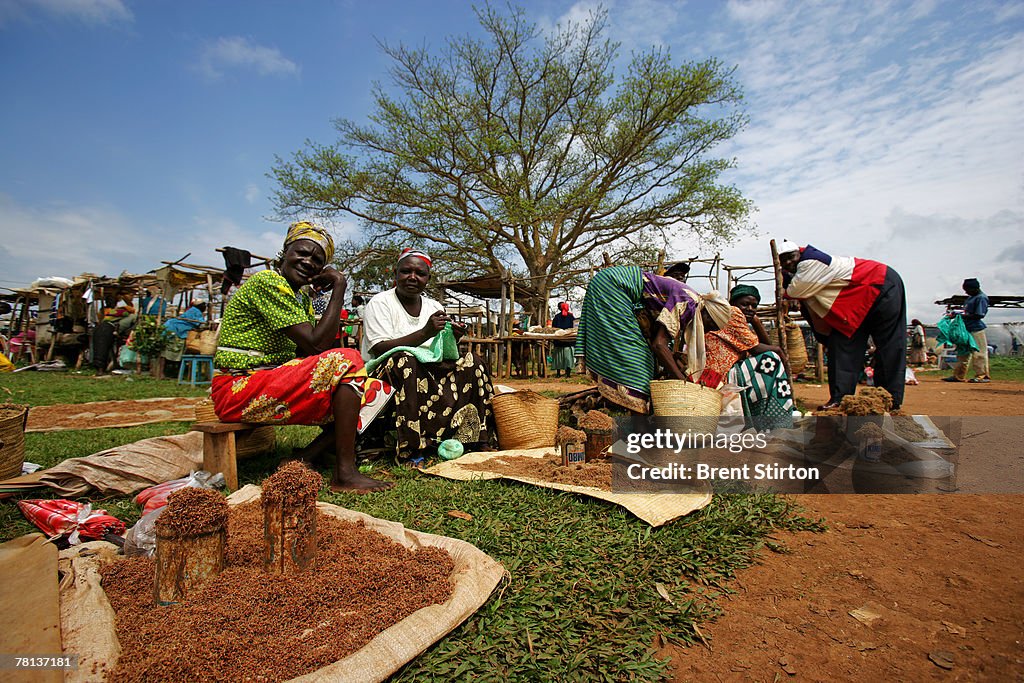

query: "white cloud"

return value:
[196, 36, 299, 82]
[661, 1, 1024, 324]
[726, 0, 784, 24]
[2, 0, 132, 24]
[0, 194, 291, 288]
[244, 183, 260, 205]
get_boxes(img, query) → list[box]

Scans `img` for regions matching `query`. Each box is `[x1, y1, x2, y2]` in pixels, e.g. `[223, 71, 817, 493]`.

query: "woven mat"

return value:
[423, 447, 711, 527]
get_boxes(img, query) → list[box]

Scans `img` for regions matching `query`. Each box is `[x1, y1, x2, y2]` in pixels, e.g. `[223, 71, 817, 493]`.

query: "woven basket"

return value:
[770, 323, 808, 375]
[649, 380, 722, 435]
[491, 390, 559, 450]
[195, 399, 218, 423]
[185, 330, 201, 354]
[194, 400, 275, 460]
[196, 330, 218, 356]
[0, 403, 29, 480]
[236, 426, 276, 459]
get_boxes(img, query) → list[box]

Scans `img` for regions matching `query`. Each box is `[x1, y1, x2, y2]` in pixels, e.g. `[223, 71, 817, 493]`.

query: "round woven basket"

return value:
[195, 399, 219, 423]
[649, 380, 722, 435]
[770, 323, 808, 375]
[491, 390, 559, 450]
[0, 403, 30, 480]
[236, 426, 276, 459]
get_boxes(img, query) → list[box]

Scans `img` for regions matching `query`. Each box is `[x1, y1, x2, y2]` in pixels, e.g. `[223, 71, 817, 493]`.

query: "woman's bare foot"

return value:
[329, 472, 395, 494]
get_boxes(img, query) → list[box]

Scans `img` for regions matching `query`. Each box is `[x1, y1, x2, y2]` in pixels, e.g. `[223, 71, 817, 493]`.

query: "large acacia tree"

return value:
[272, 4, 752, 313]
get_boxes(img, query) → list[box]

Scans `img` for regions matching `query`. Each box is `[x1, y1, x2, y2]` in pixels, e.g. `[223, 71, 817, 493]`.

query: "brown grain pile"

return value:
[816, 387, 894, 416]
[461, 453, 611, 490]
[262, 460, 321, 506]
[154, 487, 228, 539]
[555, 425, 586, 447]
[854, 421, 885, 439]
[101, 501, 455, 682]
[892, 416, 928, 442]
[578, 410, 615, 432]
[840, 387, 894, 415]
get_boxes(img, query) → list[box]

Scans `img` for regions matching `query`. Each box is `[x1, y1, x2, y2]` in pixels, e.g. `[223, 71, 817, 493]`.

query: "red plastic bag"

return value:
[17, 499, 126, 544]
[135, 471, 224, 514]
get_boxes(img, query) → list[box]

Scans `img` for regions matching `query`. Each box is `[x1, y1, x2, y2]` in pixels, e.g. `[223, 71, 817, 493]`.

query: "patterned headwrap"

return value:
[397, 248, 432, 268]
[729, 284, 761, 304]
[683, 291, 736, 383]
[283, 221, 335, 263]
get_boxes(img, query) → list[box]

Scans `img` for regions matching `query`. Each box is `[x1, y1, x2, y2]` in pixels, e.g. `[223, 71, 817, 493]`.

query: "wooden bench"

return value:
[193, 421, 271, 490]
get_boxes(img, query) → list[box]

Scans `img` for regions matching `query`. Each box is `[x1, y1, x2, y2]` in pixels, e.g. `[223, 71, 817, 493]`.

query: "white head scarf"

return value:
[683, 291, 734, 383]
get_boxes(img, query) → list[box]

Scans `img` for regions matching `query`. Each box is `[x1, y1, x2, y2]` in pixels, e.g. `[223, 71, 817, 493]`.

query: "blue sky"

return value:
[1, 0, 1022, 322]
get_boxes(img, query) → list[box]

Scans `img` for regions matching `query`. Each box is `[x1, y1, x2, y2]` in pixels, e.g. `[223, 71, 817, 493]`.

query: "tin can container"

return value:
[859, 436, 882, 463]
[584, 428, 614, 462]
[562, 441, 586, 466]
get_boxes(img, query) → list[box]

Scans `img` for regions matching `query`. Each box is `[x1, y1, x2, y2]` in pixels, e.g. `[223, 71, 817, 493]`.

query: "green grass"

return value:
[0, 370, 209, 406]
[0, 372, 826, 681]
[918, 355, 1024, 382]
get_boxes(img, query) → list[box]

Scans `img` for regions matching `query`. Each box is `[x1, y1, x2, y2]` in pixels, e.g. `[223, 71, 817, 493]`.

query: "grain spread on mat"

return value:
[101, 501, 455, 681]
[461, 453, 611, 489]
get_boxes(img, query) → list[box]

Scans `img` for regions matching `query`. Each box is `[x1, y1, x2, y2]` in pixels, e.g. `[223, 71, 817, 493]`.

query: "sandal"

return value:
[941, 376, 963, 382]
[968, 377, 990, 383]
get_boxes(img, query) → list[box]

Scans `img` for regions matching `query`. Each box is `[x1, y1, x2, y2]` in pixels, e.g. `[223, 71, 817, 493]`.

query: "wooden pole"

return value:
[769, 240, 790, 368]
[205, 275, 214, 322]
[815, 342, 825, 382]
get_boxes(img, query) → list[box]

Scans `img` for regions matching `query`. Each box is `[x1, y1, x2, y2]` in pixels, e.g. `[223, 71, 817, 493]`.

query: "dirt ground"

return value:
[667, 494, 1023, 682]
[510, 375, 1024, 682]
[794, 374, 1024, 417]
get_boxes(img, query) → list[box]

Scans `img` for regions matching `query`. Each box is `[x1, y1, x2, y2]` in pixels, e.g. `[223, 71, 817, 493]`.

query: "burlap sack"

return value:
[57, 486, 505, 682]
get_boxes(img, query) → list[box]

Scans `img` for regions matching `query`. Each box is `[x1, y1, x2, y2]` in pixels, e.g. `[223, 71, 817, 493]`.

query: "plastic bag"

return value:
[134, 470, 225, 515]
[17, 499, 126, 545]
[122, 506, 164, 557]
[935, 315, 979, 355]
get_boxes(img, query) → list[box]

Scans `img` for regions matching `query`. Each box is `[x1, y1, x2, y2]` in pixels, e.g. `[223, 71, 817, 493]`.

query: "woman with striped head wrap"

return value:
[211, 221, 394, 492]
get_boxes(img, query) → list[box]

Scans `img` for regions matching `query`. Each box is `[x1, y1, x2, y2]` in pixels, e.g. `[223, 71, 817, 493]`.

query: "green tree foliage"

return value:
[272, 3, 752, 313]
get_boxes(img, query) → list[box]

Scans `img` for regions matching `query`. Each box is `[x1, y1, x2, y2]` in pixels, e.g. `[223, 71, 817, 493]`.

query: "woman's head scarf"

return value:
[397, 248, 432, 269]
[559, 302, 570, 315]
[683, 291, 735, 383]
[729, 284, 761, 304]
[283, 221, 335, 263]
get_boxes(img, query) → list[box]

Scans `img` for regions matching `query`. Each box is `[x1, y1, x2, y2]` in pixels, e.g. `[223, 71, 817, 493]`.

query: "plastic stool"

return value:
[178, 354, 215, 386]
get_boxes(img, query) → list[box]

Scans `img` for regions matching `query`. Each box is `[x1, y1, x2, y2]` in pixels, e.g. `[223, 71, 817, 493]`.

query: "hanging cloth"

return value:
[221, 247, 252, 294]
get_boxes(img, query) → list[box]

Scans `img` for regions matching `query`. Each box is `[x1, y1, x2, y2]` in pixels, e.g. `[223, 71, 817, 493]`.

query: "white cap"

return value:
[775, 238, 801, 255]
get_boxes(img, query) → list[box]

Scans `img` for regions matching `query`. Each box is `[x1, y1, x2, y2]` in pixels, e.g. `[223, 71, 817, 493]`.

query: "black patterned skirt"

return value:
[371, 350, 494, 454]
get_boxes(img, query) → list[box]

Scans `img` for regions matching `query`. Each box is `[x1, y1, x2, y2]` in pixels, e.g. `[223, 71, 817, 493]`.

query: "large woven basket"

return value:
[649, 380, 722, 435]
[0, 403, 30, 480]
[770, 323, 808, 375]
[491, 390, 559, 450]
[194, 400, 275, 459]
